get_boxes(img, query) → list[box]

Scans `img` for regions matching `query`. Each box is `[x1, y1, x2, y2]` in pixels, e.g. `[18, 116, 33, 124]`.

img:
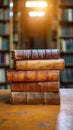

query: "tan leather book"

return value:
[11, 49, 60, 60]
[10, 92, 60, 105]
[15, 59, 64, 70]
[11, 82, 59, 92]
[10, 92, 27, 104]
[7, 70, 59, 82]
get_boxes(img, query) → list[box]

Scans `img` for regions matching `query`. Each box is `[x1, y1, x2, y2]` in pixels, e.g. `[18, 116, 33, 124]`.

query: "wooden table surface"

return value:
[0, 89, 73, 130]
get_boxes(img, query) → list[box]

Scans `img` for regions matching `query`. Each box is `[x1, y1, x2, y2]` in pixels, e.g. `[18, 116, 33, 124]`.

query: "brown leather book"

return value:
[7, 70, 59, 82]
[27, 92, 60, 105]
[44, 92, 60, 105]
[15, 59, 64, 70]
[10, 92, 60, 105]
[27, 92, 44, 104]
[10, 92, 27, 104]
[11, 82, 59, 92]
[11, 49, 60, 60]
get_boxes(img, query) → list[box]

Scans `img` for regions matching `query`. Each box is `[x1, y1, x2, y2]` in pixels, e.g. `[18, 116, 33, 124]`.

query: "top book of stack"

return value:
[11, 49, 60, 60]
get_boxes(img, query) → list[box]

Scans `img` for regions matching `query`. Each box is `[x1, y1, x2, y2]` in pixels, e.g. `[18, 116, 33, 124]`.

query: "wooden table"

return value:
[0, 89, 73, 130]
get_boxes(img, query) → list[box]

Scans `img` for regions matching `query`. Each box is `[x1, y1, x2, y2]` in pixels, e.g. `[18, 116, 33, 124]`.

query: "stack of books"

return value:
[7, 49, 64, 104]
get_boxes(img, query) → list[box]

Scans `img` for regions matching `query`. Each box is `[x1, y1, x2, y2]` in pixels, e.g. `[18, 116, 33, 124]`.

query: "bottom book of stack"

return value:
[10, 92, 60, 105]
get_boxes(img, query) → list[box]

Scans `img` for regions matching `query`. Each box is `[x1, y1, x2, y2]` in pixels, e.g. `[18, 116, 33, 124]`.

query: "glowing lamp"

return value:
[28, 11, 45, 17]
[25, 1, 47, 8]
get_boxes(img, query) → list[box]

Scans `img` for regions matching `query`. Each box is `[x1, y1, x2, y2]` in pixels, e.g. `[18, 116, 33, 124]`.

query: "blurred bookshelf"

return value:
[0, 0, 13, 89]
[13, 0, 22, 49]
[13, 0, 59, 49]
[58, 0, 73, 88]
[1, 0, 73, 89]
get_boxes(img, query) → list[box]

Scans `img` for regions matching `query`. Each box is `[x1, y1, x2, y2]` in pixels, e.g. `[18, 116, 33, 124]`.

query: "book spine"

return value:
[27, 92, 44, 104]
[0, 68, 5, 82]
[15, 59, 64, 70]
[10, 92, 60, 105]
[44, 92, 60, 105]
[10, 92, 27, 104]
[12, 49, 60, 60]
[11, 82, 59, 92]
[7, 70, 59, 82]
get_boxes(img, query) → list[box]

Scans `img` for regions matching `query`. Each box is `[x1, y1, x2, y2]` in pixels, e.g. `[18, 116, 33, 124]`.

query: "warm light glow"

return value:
[9, 2, 13, 8]
[25, 1, 47, 8]
[28, 11, 45, 17]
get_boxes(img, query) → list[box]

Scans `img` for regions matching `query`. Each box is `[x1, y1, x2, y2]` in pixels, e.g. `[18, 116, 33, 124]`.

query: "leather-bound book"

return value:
[11, 49, 60, 60]
[11, 82, 59, 92]
[27, 92, 44, 104]
[10, 92, 60, 105]
[44, 92, 60, 105]
[15, 59, 64, 70]
[10, 92, 27, 104]
[7, 70, 59, 82]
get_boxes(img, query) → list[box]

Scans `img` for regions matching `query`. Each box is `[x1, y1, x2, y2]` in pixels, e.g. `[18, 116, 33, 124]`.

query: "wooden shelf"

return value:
[0, 20, 10, 23]
[13, 41, 18, 44]
[0, 35, 10, 38]
[0, 50, 9, 53]
[0, 65, 9, 68]
[60, 36, 73, 39]
[65, 64, 73, 68]
[0, 5, 9, 8]
[61, 81, 73, 84]
[60, 52, 73, 55]
[0, 82, 9, 85]
[60, 21, 73, 26]
[60, 5, 73, 8]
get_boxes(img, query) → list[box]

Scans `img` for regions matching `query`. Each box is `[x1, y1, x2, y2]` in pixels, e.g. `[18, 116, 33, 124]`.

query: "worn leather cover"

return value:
[10, 92, 60, 105]
[11, 82, 59, 92]
[15, 59, 64, 70]
[12, 49, 60, 60]
[7, 70, 59, 82]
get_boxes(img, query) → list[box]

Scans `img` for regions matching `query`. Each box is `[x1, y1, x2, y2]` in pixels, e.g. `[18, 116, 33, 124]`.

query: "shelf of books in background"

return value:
[48, 0, 58, 49]
[58, 0, 73, 88]
[13, 0, 22, 50]
[0, 0, 13, 89]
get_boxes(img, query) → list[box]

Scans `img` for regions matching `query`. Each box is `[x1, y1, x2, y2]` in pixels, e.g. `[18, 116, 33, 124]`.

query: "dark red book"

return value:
[11, 82, 59, 92]
[11, 49, 60, 60]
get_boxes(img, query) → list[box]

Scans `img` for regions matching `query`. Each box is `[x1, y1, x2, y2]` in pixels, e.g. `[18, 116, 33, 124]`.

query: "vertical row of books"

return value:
[58, 0, 73, 88]
[13, 0, 22, 50]
[0, 0, 10, 89]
